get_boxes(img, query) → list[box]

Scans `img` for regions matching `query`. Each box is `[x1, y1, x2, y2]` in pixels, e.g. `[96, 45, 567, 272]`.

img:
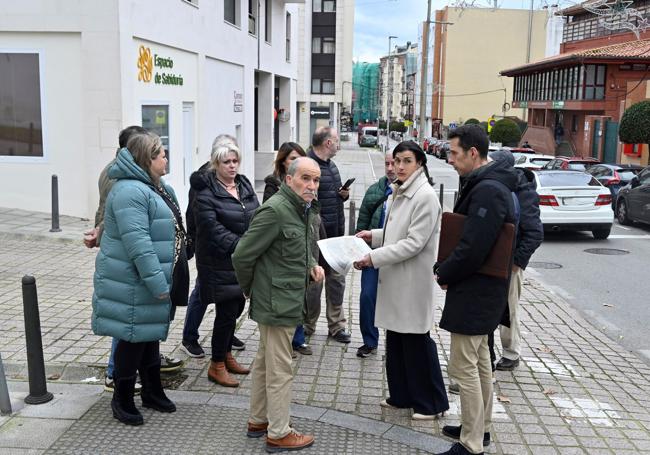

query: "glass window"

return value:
[322, 37, 335, 54]
[312, 37, 321, 53]
[531, 158, 552, 166]
[285, 12, 291, 62]
[323, 0, 336, 12]
[312, 0, 322, 12]
[248, 0, 257, 35]
[596, 65, 606, 85]
[224, 0, 238, 25]
[142, 105, 170, 172]
[322, 80, 335, 94]
[264, 0, 271, 42]
[311, 79, 321, 93]
[0, 53, 44, 157]
[538, 172, 600, 187]
[586, 65, 596, 85]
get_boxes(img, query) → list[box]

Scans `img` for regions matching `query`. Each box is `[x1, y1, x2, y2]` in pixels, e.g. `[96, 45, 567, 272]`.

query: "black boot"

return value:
[140, 361, 176, 413]
[111, 375, 144, 426]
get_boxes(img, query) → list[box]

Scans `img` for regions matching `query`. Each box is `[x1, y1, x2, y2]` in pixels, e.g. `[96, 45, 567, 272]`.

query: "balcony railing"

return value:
[563, 4, 649, 42]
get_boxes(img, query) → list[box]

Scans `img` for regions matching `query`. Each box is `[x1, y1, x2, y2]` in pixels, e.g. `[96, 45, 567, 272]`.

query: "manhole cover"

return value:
[584, 248, 630, 255]
[528, 261, 563, 269]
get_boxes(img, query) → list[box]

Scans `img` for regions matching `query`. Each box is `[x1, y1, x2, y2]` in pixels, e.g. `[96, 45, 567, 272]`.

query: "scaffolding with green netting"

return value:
[352, 62, 380, 125]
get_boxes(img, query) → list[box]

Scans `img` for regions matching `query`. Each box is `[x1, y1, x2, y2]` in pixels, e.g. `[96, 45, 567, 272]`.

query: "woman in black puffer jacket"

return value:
[192, 141, 259, 388]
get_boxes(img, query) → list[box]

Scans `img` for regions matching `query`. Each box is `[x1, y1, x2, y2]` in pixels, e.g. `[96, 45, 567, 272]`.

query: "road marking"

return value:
[366, 150, 377, 182]
[607, 234, 650, 239]
[615, 225, 631, 231]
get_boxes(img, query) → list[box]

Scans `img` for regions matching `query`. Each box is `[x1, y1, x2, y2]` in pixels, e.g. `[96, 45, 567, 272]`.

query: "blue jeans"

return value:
[292, 325, 305, 348]
[107, 337, 119, 378]
[359, 268, 379, 348]
[183, 278, 208, 343]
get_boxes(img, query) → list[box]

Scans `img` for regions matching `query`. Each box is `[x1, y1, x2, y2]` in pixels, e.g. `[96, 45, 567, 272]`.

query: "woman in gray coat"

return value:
[355, 141, 449, 420]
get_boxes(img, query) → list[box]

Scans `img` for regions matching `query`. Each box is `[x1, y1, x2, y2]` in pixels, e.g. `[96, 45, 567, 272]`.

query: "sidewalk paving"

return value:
[1, 143, 650, 454]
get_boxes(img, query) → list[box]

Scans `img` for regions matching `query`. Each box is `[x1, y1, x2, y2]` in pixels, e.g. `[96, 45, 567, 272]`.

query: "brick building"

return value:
[500, 1, 650, 164]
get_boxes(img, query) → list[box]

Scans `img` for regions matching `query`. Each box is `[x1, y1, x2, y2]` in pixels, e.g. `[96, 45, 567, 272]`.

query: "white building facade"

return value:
[295, 0, 354, 144]
[0, 0, 301, 218]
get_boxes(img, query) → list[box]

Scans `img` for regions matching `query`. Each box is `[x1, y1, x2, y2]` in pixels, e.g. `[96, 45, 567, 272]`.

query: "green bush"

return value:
[390, 121, 407, 133]
[479, 121, 489, 132]
[378, 121, 387, 129]
[490, 118, 522, 146]
[464, 118, 480, 125]
[619, 100, 650, 145]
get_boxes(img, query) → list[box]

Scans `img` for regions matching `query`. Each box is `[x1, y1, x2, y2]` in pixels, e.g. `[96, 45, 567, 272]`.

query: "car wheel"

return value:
[592, 228, 611, 240]
[616, 199, 632, 225]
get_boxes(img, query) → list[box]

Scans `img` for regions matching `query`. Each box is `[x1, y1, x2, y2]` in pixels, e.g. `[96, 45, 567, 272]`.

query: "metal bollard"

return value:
[348, 201, 356, 235]
[0, 352, 12, 415]
[438, 183, 445, 207]
[21, 276, 53, 405]
[50, 175, 61, 233]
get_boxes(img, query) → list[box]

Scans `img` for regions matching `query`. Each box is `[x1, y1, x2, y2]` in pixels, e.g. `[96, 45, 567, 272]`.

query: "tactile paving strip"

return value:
[45, 397, 429, 454]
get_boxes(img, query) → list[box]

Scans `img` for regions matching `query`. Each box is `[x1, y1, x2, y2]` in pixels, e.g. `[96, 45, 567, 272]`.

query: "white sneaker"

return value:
[412, 412, 446, 420]
[380, 399, 397, 409]
[104, 376, 142, 394]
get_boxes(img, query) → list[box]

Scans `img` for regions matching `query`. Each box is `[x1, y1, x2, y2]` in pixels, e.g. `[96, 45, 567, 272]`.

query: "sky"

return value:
[353, 0, 556, 62]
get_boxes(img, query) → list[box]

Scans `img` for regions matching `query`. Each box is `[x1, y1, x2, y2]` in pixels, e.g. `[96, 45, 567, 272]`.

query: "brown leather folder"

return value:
[437, 212, 515, 280]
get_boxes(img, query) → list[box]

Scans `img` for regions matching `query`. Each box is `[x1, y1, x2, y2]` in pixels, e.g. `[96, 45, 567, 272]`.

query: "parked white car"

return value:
[514, 154, 554, 170]
[533, 170, 614, 239]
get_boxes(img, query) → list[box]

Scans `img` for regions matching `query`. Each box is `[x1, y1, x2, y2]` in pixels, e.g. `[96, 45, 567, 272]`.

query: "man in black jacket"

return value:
[489, 150, 543, 371]
[306, 126, 352, 343]
[434, 125, 518, 455]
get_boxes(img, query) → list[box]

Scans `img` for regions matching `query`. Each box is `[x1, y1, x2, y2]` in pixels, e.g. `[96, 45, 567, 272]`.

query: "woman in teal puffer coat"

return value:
[92, 131, 188, 426]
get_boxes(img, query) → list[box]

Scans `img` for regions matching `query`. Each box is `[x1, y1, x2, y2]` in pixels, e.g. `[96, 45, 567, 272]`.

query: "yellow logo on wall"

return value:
[137, 45, 153, 83]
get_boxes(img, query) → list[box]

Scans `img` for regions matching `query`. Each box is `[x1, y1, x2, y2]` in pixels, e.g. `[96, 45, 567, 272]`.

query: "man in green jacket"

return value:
[233, 157, 324, 453]
[354, 150, 396, 358]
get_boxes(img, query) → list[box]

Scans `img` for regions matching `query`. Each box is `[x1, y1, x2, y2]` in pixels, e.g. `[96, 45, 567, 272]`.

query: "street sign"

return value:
[310, 107, 330, 119]
[552, 101, 565, 109]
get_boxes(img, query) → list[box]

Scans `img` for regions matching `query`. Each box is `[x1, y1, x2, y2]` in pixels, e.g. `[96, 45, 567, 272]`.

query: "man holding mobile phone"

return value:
[306, 126, 352, 343]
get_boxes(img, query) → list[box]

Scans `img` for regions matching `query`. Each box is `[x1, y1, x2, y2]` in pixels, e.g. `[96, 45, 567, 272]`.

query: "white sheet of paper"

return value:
[317, 236, 372, 275]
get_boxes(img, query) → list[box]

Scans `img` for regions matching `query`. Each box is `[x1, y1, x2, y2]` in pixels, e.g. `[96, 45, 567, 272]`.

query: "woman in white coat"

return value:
[354, 141, 449, 420]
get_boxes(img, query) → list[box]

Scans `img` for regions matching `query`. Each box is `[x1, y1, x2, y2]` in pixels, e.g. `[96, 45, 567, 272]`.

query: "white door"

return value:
[181, 102, 195, 213]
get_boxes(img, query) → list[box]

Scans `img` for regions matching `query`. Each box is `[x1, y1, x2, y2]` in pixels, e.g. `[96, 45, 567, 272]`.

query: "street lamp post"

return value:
[386, 35, 398, 151]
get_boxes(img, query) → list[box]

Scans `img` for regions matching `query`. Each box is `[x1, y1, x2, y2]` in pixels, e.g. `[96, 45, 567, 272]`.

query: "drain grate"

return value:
[584, 248, 630, 255]
[528, 261, 563, 269]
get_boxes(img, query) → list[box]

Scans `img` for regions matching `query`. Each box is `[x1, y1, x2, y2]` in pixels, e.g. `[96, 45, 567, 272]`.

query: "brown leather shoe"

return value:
[207, 361, 239, 387]
[225, 352, 250, 375]
[266, 430, 314, 453]
[247, 421, 268, 438]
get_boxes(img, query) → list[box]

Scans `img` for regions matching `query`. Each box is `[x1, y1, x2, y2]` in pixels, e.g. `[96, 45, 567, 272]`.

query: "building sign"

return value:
[520, 101, 528, 108]
[310, 106, 330, 119]
[137, 45, 184, 86]
[233, 91, 243, 112]
[552, 101, 565, 109]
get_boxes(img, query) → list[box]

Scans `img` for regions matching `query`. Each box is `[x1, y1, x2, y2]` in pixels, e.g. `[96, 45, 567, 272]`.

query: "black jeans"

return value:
[385, 330, 450, 415]
[211, 295, 246, 362]
[114, 340, 160, 379]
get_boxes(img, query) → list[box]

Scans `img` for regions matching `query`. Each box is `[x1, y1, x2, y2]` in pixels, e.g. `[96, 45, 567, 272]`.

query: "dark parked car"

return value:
[586, 164, 643, 207]
[435, 142, 450, 160]
[616, 166, 650, 226]
[542, 156, 600, 171]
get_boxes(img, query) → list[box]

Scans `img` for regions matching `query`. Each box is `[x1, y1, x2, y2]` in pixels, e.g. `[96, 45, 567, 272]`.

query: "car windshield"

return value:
[538, 172, 601, 187]
[530, 158, 552, 166]
[617, 170, 640, 181]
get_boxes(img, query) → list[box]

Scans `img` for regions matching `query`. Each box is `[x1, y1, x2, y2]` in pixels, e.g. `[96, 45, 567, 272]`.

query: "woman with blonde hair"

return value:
[92, 131, 189, 425]
[192, 139, 260, 387]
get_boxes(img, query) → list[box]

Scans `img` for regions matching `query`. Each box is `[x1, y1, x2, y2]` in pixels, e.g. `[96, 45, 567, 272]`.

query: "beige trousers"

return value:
[249, 324, 295, 439]
[303, 268, 347, 336]
[449, 333, 493, 455]
[500, 266, 524, 360]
